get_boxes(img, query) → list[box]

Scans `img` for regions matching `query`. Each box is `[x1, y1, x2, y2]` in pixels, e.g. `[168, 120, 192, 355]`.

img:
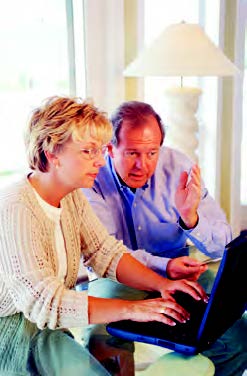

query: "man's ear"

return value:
[107, 144, 114, 158]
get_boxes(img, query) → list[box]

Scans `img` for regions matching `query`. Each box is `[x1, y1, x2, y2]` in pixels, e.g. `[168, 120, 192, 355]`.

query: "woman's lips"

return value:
[87, 173, 98, 179]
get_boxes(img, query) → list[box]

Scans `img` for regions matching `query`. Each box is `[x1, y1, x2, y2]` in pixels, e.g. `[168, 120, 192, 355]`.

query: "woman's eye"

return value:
[81, 149, 90, 155]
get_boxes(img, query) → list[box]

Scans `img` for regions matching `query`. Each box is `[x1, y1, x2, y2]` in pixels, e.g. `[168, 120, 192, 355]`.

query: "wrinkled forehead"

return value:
[118, 117, 162, 146]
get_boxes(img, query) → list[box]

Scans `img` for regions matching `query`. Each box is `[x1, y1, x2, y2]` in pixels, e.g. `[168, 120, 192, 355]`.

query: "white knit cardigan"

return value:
[0, 177, 125, 329]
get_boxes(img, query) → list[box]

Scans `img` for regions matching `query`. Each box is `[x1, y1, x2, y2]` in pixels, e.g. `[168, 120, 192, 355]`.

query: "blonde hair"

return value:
[25, 96, 112, 172]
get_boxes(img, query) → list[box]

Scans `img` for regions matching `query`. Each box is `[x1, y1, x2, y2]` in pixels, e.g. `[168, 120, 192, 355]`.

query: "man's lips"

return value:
[129, 173, 146, 180]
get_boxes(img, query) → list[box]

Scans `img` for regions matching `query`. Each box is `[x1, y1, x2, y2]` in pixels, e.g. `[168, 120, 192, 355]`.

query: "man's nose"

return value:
[135, 154, 148, 169]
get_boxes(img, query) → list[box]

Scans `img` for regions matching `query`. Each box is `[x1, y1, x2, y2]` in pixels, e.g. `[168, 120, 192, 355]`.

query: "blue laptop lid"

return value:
[196, 233, 247, 351]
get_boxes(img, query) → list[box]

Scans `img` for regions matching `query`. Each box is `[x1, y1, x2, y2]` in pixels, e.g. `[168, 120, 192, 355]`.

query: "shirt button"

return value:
[133, 203, 137, 208]
[138, 226, 142, 231]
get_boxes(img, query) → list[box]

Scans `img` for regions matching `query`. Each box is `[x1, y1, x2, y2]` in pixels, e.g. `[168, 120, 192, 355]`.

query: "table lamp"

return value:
[124, 22, 239, 161]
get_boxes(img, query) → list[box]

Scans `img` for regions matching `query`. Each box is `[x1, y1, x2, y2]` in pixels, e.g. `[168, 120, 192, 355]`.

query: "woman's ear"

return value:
[44, 150, 60, 169]
[107, 144, 114, 158]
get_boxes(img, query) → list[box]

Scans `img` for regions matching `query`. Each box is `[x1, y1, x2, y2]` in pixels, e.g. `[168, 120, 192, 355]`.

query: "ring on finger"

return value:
[159, 307, 167, 314]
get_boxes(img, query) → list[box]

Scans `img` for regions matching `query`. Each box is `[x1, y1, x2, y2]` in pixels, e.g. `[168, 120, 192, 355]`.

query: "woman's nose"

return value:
[94, 153, 106, 167]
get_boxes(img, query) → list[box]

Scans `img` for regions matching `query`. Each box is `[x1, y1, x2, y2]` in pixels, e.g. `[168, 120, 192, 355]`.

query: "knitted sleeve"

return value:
[75, 191, 127, 280]
[0, 202, 89, 330]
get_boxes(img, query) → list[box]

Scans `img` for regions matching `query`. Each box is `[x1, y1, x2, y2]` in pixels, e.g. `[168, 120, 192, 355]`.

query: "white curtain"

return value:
[83, 0, 125, 115]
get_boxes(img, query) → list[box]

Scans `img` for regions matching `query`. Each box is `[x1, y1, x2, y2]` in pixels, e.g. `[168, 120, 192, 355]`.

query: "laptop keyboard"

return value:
[161, 291, 208, 344]
[107, 292, 208, 346]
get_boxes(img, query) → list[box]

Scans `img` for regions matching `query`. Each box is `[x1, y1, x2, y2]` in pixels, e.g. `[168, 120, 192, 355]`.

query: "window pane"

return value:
[0, 0, 70, 173]
[241, 33, 247, 206]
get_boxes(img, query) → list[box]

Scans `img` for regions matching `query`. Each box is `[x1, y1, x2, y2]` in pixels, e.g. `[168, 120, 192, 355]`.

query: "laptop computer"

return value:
[107, 233, 247, 355]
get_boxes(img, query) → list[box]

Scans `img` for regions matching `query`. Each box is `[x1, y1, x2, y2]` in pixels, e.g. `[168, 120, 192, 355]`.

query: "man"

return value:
[83, 101, 231, 281]
[82, 101, 247, 376]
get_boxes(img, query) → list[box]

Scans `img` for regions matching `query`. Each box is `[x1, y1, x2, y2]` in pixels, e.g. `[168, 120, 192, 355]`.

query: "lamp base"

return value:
[164, 87, 202, 162]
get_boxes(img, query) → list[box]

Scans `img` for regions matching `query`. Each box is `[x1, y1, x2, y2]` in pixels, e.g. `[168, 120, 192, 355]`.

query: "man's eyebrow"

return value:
[125, 147, 159, 151]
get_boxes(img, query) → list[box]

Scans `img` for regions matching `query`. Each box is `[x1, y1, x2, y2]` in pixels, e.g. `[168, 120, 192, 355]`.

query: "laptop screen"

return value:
[197, 233, 247, 351]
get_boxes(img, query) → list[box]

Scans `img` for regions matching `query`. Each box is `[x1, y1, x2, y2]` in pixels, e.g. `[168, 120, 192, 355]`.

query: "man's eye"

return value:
[126, 151, 137, 156]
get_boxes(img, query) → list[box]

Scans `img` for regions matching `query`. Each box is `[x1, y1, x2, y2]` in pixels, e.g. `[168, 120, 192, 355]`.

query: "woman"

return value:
[0, 96, 207, 375]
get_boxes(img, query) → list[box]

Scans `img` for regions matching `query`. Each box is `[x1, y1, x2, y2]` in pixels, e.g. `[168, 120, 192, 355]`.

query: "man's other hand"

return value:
[175, 164, 201, 228]
[166, 256, 207, 280]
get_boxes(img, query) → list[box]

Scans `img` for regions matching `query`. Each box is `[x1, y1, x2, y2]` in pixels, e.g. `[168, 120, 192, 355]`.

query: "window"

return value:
[241, 40, 247, 206]
[0, 0, 85, 185]
[240, 21, 247, 229]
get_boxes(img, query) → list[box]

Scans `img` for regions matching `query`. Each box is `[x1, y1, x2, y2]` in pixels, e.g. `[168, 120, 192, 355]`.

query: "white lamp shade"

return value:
[124, 23, 239, 77]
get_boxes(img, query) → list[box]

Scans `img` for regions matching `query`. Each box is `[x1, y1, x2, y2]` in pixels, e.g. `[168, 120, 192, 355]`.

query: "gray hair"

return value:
[110, 101, 165, 146]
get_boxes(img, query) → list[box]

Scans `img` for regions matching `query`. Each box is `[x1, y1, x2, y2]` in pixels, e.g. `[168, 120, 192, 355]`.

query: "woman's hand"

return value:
[157, 278, 208, 303]
[88, 275, 208, 326]
[116, 253, 208, 305]
[88, 295, 190, 326]
[124, 278, 209, 325]
[124, 297, 190, 326]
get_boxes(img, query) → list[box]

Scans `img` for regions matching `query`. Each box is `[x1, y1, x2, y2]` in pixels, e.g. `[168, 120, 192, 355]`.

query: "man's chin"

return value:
[127, 178, 147, 188]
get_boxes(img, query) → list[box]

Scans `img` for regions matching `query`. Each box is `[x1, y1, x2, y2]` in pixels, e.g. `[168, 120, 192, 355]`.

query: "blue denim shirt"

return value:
[82, 147, 232, 276]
